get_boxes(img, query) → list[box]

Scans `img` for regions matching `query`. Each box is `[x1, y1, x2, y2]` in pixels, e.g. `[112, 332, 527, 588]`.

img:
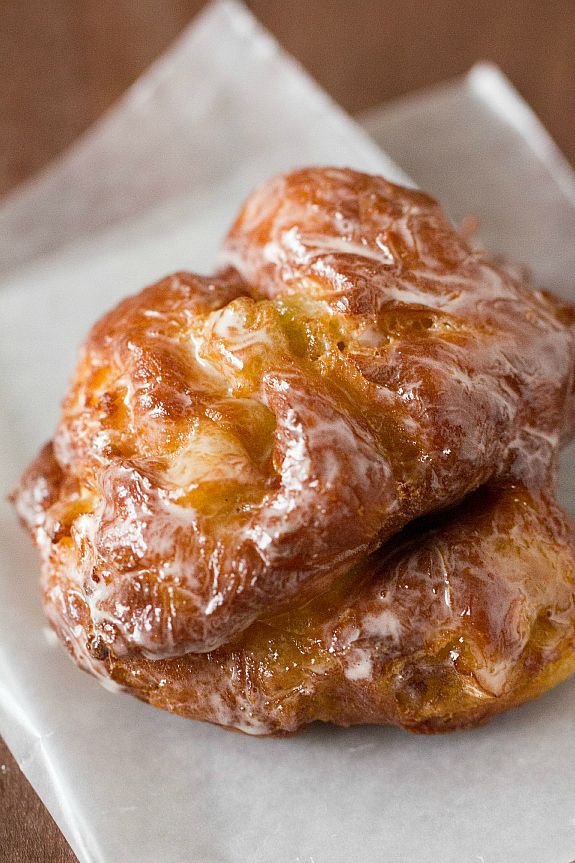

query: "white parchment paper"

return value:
[0, 0, 406, 276]
[1, 3, 575, 862]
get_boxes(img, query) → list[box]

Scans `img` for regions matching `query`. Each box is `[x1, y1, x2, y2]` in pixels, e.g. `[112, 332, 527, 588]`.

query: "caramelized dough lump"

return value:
[13, 168, 575, 734]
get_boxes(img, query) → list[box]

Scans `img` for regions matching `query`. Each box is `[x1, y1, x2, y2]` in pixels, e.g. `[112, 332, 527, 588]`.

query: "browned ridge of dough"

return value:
[12, 167, 575, 734]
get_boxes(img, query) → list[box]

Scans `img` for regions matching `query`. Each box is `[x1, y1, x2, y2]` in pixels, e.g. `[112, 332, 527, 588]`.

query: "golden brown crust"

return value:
[107, 484, 575, 734]
[12, 167, 575, 734]
[21, 458, 575, 734]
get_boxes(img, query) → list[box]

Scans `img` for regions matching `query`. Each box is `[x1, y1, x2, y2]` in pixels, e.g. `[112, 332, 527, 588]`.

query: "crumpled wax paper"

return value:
[1, 3, 575, 862]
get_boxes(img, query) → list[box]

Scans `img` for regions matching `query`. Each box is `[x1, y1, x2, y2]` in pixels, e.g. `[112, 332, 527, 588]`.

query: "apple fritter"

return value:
[12, 168, 575, 733]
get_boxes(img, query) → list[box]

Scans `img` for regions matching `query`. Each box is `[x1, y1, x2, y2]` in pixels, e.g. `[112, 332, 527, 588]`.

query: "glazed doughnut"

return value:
[56, 480, 575, 734]
[12, 168, 575, 733]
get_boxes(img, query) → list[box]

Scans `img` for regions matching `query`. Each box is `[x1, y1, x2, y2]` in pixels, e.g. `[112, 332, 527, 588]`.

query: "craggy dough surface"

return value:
[13, 168, 575, 733]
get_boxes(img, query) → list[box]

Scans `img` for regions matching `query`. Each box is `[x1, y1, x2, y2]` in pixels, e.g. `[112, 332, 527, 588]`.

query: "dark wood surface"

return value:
[1, 2, 574, 860]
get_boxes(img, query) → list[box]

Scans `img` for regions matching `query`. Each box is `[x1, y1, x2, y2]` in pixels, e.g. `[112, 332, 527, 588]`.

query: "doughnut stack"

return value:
[14, 168, 575, 734]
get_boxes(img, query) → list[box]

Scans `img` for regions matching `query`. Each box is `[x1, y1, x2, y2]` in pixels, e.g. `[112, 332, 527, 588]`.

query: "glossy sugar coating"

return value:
[12, 168, 575, 733]
[16, 448, 575, 734]
[92, 483, 575, 733]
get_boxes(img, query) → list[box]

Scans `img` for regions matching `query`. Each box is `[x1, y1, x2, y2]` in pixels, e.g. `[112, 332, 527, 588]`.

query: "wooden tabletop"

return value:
[2, 1, 574, 860]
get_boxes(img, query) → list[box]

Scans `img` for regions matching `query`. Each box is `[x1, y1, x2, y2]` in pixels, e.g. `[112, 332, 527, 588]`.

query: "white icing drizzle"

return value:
[14, 167, 575, 735]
